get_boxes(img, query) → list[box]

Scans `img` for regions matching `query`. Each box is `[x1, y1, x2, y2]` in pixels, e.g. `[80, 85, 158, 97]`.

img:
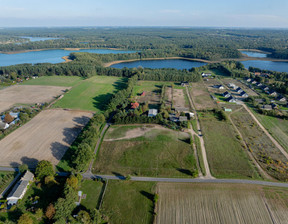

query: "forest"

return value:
[1, 27, 288, 59]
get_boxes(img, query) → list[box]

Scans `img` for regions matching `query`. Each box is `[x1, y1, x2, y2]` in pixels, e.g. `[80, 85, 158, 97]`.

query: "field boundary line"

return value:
[243, 104, 288, 160]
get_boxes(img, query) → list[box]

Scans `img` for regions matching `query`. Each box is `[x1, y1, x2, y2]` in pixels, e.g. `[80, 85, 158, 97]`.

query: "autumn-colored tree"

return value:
[4, 113, 14, 123]
[17, 213, 33, 224]
[45, 203, 56, 220]
[66, 175, 79, 190]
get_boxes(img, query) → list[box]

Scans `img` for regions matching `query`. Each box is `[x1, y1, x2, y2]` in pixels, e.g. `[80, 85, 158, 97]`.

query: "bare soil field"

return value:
[156, 183, 288, 224]
[164, 86, 173, 108]
[173, 88, 189, 111]
[0, 109, 93, 167]
[190, 82, 216, 110]
[0, 85, 68, 113]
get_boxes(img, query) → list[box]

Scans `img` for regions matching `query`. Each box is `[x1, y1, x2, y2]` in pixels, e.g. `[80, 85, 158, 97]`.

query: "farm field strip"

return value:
[0, 85, 68, 113]
[199, 112, 259, 179]
[156, 183, 288, 224]
[0, 109, 93, 167]
[231, 106, 288, 181]
[22, 76, 83, 87]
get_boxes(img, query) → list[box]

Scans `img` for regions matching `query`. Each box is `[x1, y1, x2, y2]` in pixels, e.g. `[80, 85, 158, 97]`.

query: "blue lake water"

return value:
[241, 60, 288, 73]
[240, 51, 267, 58]
[0, 49, 136, 66]
[110, 59, 207, 70]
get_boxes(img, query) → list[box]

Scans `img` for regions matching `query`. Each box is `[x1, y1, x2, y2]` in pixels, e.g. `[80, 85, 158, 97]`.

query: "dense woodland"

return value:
[1, 27, 288, 59]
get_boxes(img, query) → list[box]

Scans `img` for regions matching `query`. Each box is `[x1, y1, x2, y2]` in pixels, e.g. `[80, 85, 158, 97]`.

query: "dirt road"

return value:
[242, 104, 288, 160]
[185, 87, 214, 179]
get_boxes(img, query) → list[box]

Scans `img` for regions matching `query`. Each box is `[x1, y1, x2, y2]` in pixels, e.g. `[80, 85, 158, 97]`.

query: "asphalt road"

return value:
[82, 173, 288, 188]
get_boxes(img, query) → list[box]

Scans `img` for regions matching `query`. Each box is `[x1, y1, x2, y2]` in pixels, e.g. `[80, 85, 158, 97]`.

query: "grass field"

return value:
[199, 112, 258, 179]
[231, 108, 288, 181]
[0, 171, 16, 196]
[252, 111, 288, 152]
[132, 81, 175, 97]
[52, 76, 127, 112]
[101, 180, 155, 224]
[156, 183, 288, 224]
[80, 180, 103, 211]
[93, 125, 198, 177]
[22, 76, 83, 87]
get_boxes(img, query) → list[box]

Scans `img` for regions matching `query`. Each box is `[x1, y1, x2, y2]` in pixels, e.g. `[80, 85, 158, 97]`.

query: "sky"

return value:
[0, 0, 288, 28]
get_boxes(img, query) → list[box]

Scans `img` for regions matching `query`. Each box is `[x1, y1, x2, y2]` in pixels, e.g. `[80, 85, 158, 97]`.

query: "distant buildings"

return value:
[201, 73, 212, 77]
[223, 91, 231, 98]
[131, 102, 140, 109]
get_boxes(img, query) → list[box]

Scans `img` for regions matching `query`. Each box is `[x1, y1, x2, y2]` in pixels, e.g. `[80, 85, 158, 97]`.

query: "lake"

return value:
[240, 51, 267, 58]
[0, 49, 136, 66]
[241, 60, 288, 73]
[110, 59, 207, 70]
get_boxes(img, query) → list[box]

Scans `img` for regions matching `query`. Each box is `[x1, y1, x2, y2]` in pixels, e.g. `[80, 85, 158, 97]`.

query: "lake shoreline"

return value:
[104, 57, 213, 67]
[0, 47, 132, 55]
[105, 56, 288, 68]
[238, 49, 272, 54]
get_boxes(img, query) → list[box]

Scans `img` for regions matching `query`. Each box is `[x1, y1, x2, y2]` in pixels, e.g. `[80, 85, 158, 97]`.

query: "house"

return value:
[181, 82, 189, 87]
[256, 83, 263, 87]
[148, 109, 158, 117]
[9, 112, 20, 119]
[224, 108, 232, 112]
[262, 86, 269, 91]
[227, 96, 237, 103]
[189, 113, 195, 119]
[271, 103, 278, 109]
[269, 91, 277, 96]
[228, 83, 237, 89]
[131, 102, 139, 109]
[240, 92, 248, 98]
[255, 99, 264, 104]
[276, 95, 286, 102]
[169, 114, 178, 122]
[140, 91, 146, 97]
[245, 78, 252, 82]
[223, 91, 231, 98]
[179, 116, 188, 122]
[236, 87, 243, 93]
[254, 72, 261, 76]
[214, 85, 225, 90]
[262, 105, 272, 110]
[7, 171, 34, 206]
[201, 73, 212, 77]
[251, 80, 257, 85]
[0, 121, 9, 130]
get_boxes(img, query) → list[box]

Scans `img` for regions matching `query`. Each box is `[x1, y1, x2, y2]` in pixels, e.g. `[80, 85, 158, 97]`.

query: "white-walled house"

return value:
[7, 170, 34, 206]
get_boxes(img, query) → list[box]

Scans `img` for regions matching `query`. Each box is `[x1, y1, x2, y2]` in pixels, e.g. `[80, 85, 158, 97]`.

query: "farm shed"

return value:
[0, 121, 9, 130]
[179, 116, 188, 122]
[7, 170, 34, 205]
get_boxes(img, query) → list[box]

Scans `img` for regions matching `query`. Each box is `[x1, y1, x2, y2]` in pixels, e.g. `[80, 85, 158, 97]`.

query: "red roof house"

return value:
[131, 102, 139, 109]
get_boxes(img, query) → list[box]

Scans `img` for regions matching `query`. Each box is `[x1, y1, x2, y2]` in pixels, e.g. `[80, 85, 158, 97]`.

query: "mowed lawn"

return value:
[22, 75, 83, 87]
[253, 112, 288, 152]
[93, 126, 197, 178]
[80, 180, 103, 211]
[101, 180, 155, 224]
[132, 80, 175, 96]
[52, 76, 127, 111]
[199, 112, 258, 179]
